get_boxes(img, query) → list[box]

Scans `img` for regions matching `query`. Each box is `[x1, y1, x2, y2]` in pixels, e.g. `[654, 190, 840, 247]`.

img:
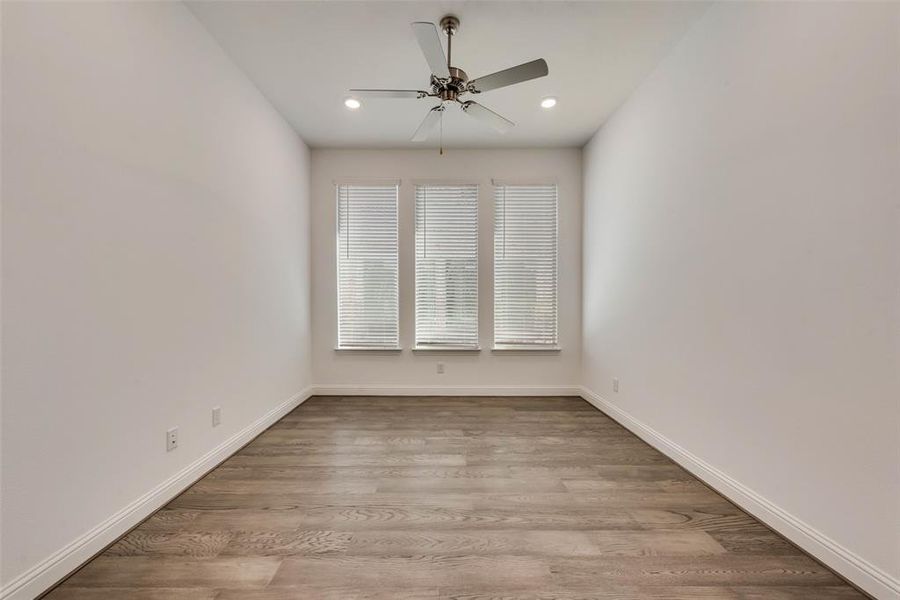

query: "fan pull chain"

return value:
[439, 108, 444, 155]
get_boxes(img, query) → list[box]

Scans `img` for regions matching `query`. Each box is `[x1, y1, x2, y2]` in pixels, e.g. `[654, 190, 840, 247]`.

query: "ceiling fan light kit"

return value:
[349, 15, 549, 152]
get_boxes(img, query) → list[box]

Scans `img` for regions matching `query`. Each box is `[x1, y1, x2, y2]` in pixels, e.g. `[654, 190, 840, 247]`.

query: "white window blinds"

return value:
[415, 184, 479, 348]
[336, 183, 399, 349]
[494, 183, 558, 348]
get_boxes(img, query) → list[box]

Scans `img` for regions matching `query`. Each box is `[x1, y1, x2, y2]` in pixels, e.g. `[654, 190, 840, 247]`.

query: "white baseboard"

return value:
[312, 384, 581, 396]
[578, 385, 899, 600]
[0, 386, 314, 600]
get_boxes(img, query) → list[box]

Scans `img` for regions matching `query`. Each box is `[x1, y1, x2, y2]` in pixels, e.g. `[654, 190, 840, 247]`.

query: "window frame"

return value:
[413, 181, 481, 351]
[492, 180, 560, 351]
[334, 180, 401, 351]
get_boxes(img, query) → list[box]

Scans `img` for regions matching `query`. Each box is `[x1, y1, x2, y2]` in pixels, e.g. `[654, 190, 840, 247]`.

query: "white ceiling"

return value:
[187, 1, 708, 149]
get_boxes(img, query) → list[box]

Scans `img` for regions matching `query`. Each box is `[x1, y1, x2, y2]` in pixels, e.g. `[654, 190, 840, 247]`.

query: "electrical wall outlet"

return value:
[436, 362, 445, 374]
[212, 406, 222, 427]
[613, 378, 619, 393]
[166, 427, 178, 451]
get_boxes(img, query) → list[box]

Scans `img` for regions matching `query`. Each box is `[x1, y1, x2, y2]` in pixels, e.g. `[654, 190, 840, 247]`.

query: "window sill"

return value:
[492, 345, 561, 352]
[334, 346, 402, 352]
[413, 345, 481, 352]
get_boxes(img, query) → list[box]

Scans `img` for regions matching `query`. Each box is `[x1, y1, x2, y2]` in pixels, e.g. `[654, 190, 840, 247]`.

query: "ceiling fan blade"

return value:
[411, 106, 444, 142]
[461, 101, 514, 133]
[350, 89, 427, 99]
[469, 59, 548, 93]
[411, 22, 450, 79]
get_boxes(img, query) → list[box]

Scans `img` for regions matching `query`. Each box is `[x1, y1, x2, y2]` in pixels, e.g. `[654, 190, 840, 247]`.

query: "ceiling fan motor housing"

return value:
[437, 67, 468, 101]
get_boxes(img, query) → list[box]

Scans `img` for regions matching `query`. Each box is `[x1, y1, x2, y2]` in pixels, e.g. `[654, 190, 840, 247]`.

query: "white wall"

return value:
[582, 3, 900, 598]
[0, 2, 312, 596]
[311, 149, 581, 393]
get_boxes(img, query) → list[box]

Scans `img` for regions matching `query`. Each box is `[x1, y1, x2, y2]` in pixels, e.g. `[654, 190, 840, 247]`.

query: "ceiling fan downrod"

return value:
[441, 15, 459, 69]
[436, 16, 467, 104]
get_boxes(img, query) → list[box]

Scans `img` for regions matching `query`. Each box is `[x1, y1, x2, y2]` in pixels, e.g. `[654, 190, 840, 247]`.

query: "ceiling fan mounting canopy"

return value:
[349, 14, 549, 146]
[439, 15, 459, 36]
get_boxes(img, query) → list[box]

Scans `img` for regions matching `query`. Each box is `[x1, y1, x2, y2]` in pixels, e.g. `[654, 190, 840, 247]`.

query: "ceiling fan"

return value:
[349, 15, 549, 150]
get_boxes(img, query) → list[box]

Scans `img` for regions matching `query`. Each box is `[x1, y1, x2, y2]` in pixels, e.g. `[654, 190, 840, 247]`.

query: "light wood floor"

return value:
[45, 396, 866, 599]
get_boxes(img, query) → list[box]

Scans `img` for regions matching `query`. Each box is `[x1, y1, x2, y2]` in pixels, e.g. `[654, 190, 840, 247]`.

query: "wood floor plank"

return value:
[728, 586, 871, 599]
[341, 529, 726, 557]
[270, 555, 552, 588]
[565, 491, 734, 509]
[104, 531, 232, 557]
[220, 530, 353, 556]
[709, 532, 804, 555]
[205, 465, 514, 480]
[438, 588, 869, 600]
[544, 555, 845, 586]
[376, 476, 567, 493]
[45, 396, 866, 600]
[227, 453, 467, 466]
[436, 586, 870, 600]
[188, 478, 380, 495]
[216, 588, 439, 600]
[582, 530, 727, 556]
[168, 492, 478, 510]
[468, 492, 729, 510]
[562, 478, 707, 493]
[629, 507, 767, 534]
[137, 509, 200, 532]
[60, 556, 281, 588]
[175, 505, 639, 532]
[43, 588, 218, 600]
[465, 451, 672, 466]
[437, 586, 741, 600]
[508, 464, 694, 480]
[260, 428, 467, 438]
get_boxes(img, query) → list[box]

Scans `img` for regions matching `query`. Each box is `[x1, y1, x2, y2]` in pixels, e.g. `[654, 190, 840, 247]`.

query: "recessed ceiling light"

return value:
[344, 98, 361, 110]
[540, 97, 557, 109]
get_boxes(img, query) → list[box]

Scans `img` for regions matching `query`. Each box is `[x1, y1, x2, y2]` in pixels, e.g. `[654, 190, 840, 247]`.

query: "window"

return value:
[336, 183, 399, 349]
[493, 182, 558, 348]
[415, 184, 479, 348]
